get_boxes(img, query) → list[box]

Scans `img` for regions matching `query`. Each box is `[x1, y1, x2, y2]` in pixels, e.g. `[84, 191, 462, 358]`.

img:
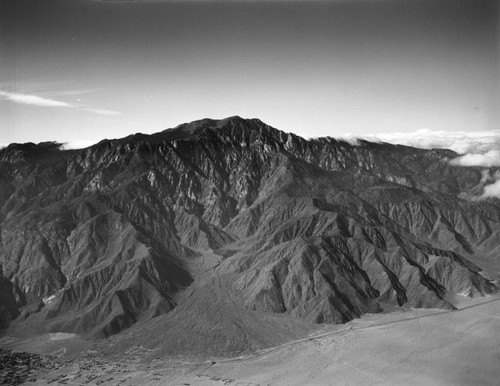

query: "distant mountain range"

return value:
[1, 116, 499, 356]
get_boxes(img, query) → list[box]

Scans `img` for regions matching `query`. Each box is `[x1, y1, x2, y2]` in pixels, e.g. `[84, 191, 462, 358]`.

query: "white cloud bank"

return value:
[449, 150, 500, 168]
[342, 128, 500, 155]
[341, 128, 500, 200]
[0, 90, 121, 116]
[482, 179, 500, 198]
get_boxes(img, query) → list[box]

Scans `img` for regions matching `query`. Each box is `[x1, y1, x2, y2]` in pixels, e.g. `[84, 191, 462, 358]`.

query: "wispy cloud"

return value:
[47, 88, 102, 97]
[0, 90, 73, 108]
[84, 108, 121, 116]
[0, 90, 121, 116]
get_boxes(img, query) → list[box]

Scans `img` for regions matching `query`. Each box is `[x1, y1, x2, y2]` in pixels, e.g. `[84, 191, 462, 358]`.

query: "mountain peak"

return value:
[0, 115, 498, 356]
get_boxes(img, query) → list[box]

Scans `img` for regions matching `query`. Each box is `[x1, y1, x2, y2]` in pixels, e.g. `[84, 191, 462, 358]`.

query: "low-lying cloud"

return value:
[0, 141, 97, 151]
[343, 128, 500, 155]
[482, 178, 500, 199]
[60, 140, 99, 150]
[341, 128, 500, 200]
[449, 150, 500, 167]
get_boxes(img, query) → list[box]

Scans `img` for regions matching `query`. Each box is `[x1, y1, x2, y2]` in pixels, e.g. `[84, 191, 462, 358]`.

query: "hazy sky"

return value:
[0, 0, 499, 147]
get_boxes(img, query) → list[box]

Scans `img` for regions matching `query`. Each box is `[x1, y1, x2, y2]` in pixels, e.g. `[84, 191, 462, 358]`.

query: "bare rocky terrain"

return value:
[1, 116, 500, 383]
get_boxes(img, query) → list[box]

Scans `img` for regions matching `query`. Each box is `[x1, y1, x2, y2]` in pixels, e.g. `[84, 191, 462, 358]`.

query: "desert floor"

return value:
[1, 295, 500, 385]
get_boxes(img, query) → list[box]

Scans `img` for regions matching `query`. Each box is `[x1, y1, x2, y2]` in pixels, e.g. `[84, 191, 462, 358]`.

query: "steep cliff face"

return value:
[0, 117, 498, 349]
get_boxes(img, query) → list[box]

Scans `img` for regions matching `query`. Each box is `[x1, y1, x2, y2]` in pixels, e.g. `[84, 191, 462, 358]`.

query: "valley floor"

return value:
[2, 295, 500, 385]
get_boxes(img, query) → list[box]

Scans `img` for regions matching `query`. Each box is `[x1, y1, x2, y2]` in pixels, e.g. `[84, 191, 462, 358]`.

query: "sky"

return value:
[0, 0, 499, 149]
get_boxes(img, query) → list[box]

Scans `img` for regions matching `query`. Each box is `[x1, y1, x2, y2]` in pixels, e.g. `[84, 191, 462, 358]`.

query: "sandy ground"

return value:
[2, 295, 500, 385]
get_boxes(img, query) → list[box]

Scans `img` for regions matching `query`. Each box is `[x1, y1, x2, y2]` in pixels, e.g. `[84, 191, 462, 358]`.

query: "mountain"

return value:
[0, 116, 499, 356]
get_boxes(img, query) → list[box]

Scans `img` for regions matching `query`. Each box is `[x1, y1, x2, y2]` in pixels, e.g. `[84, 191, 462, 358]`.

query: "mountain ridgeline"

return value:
[0, 117, 499, 355]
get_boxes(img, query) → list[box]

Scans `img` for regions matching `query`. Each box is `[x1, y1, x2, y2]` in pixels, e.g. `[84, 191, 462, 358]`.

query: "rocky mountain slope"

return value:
[0, 116, 499, 355]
